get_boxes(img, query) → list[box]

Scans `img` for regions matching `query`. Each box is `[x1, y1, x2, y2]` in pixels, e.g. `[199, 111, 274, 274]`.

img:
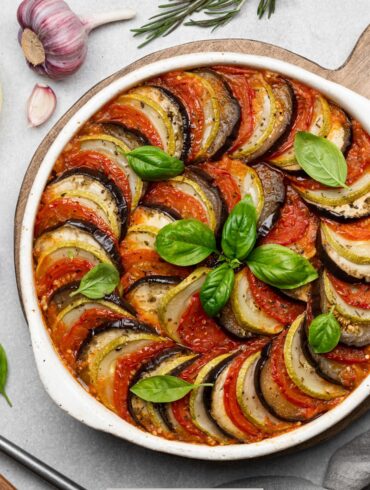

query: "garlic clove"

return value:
[27, 83, 57, 128]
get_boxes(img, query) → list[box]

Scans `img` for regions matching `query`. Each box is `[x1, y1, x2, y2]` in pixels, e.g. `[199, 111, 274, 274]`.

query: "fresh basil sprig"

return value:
[200, 263, 235, 317]
[124, 146, 184, 181]
[246, 244, 318, 289]
[0, 345, 12, 407]
[156, 219, 217, 266]
[70, 263, 120, 299]
[130, 375, 212, 403]
[294, 132, 348, 188]
[308, 307, 341, 354]
[221, 195, 257, 261]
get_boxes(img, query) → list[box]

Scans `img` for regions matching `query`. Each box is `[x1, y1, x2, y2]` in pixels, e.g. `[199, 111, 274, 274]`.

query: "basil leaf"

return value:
[0, 345, 12, 407]
[294, 132, 348, 188]
[200, 263, 235, 317]
[246, 244, 318, 289]
[124, 146, 184, 181]
[130, 375, 212, 403]
[70, 263, 120, 299]
[155, 219, 217, 266]
[221, 195, 257, 261]
[308, 308, 341, 354]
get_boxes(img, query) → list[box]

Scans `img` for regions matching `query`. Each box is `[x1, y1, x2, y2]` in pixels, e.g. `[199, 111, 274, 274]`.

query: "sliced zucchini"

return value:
[218, 301, 255, 340]
[284, 314, 347, 400]
[190, 352, 235, 443]
[321, 222, 370, 265]
[231, 269, 284, 336]
[159, 268, 209, 342]
[236, 351, 292, 432]
[79, 134, 143, 209]
[124, 225, 159, 251]
[130, 205, 178, 230]
[326, 104, 352, 154]
[193, 69, 240, 160]
[35, 247, 100, 280]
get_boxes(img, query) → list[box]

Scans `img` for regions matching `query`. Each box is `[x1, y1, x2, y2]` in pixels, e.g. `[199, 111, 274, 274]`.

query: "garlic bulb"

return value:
[27, 83, 56, 127]
[17, 0, 136, 80]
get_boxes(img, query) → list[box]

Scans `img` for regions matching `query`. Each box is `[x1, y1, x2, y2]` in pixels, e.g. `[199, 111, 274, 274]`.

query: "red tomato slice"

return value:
[94, 103, 163, 149]
[59, 308, 125, 365]
[213, 66, 254, 153]
[268, 80, 315, 159]
[113, 341, 175, 423]
[62, 150, 132, 209]
[151, 71, 206, 161]
[327, 272, 370, 310]
[144, 183, 208, 224]
[270, 331, 330, 415]
[178, 294, 239, 353]
[324, 344, 369, 364]
[324, 217, 370, 241]
[223, 341, 268, 439]
[201, 162, 241, 211]
[35, 198, 117, 241]
[247, 269, 305, 326]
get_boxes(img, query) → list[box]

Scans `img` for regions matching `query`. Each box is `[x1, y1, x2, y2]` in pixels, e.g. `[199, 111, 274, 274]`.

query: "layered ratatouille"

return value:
[33, 66, 370, 445]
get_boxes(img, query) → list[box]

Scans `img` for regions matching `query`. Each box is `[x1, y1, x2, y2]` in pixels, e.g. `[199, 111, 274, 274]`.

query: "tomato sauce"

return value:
[201, 162, 241, 211]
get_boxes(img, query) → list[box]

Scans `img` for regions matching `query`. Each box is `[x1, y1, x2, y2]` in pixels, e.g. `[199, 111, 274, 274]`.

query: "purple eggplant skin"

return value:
[218, 302, 256, 340]
[127, 347, 189, 428]
[49, 166, 129, 240]
[139, 203, 183, 221]
[100, 122, 150, 148]
[124, 275, 182, 296]
[254, 163, 286, 237]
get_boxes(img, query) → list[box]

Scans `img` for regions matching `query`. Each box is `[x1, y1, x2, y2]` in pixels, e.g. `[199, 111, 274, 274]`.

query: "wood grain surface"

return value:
[14, 27, 370, 456]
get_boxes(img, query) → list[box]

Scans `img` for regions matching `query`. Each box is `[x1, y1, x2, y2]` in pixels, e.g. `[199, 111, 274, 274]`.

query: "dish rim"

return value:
[19, 51, 370, 461]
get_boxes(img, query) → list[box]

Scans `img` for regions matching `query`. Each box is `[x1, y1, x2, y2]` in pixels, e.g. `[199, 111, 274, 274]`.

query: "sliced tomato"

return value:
[178, 294, 239, 353]
[94, 103, 163, 149]
[144, 183, 208, 224]
[327, 272, 370, 310]
[247, 269, 305, 326]
[270, 331, 330, 415]
[324, 217, 370, 241]
[151, 71, 205, 161]
[213, 66, 254, 153]
[62, 150, 132, 209]
[113, 340, 175, 423]
[268, 80, 315, 159]
[324, 344, 369, 364]
[35, 198, 117, 241]
[36, 258, 93, 301]
[200, 162, 241, 211]
[223, 341, 268, 439]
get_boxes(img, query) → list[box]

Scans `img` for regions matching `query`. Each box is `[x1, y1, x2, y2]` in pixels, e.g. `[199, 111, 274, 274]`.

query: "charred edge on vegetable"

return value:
[304, 198, 370, 222]
[50, 166, 129, 239]
[217, 302, 256, 340]
[100, 122, 151, 147]
[150, 85, 191, 162]
[124, 275, 182, 296]
[127, 347, 188, 427]
[155, 355, 200, 432]
[202, 353, 239, 439]
[48, 281, 79, 304]
[138, 203, 183, 221]
[340, 110, 353, 157]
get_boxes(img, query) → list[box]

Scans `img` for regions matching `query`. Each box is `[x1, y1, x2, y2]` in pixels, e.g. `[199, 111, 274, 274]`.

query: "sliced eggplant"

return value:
[189, 352, 235, 443]
[193, 69, 240, 160]
[236, 351, 293, 432]
[159, 268, 209, 342]
[320, 225, 370, 281]
[218, 301, 255, 340]
[118, 85, 189, 160]
[99, 122, 150, 149]
[79, 134, 143, 209]
[326, 104, 352, 154]
[230, 269, 285, 336]
[125, 276, 182, 327]
[321, 221, 370, 266]
[254, 163, 285, 236]
[130, 205, 179, 230]
[46, 167, 128, 240]
[283, 314, 347, 399]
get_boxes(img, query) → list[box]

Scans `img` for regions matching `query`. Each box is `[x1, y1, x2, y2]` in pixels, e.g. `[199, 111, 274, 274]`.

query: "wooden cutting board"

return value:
[14, 26, 370, 457]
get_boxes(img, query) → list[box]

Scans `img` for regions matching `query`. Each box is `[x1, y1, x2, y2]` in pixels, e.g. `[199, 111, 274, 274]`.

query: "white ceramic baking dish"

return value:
[19, 52, 370, 460]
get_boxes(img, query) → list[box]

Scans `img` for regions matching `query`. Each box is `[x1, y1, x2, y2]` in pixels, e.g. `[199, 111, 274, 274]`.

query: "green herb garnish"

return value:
[0, 345, 12, 407]
[308, 307, 341, 354]
[70, 263, 120, 300]
[124, 146, 184, 181]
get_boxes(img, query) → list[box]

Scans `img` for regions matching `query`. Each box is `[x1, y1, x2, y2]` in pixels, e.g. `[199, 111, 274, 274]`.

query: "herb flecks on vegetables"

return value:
[130, 375, 213, 403]
[155, 195, 318, 316]
[124, 146, 185, 181]
[294, 132, 348, 188]
[0, 345, 12, 407]
[70, 263, 120, 300]
[133, 0, 277, 48]
[308, 307, 341, 354]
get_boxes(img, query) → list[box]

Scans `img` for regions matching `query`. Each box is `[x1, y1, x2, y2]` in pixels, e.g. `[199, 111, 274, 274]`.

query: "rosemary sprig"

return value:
[133, 0, 277, 48]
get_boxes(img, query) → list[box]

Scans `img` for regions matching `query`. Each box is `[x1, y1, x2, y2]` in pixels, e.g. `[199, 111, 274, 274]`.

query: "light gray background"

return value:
[0, 1, 369, 489]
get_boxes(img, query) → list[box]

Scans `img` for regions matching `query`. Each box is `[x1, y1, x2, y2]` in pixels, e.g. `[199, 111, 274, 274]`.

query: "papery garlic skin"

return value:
[17, 0, 135, 80]
[27, 83, 57, 127]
